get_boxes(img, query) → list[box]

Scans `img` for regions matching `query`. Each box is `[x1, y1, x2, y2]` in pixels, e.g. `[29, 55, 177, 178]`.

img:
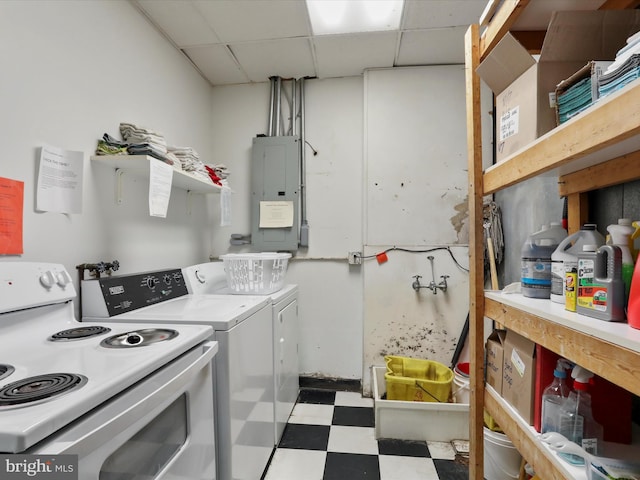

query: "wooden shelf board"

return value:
[485, 386, 586, 480]
[483, 81, 640, 195]
[91, 155, 222, 194]
[485, 292, 640, 396]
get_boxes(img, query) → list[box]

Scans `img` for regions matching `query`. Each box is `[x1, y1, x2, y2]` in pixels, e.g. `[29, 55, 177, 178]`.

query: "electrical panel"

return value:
[251, 136, 300, 252]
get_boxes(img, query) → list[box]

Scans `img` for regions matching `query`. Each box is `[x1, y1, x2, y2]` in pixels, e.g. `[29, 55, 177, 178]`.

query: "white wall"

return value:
[210, 69, 479, 387]
[2, 1, 488, 386]
[0, 1, 215, 293]
[210, 78, 365, 379]
[362, 67, 470, 392]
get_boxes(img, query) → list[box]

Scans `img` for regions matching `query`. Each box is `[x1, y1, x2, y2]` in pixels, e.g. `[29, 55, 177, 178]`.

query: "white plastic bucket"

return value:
[452, 363, 469, 404]
[483, 427, 522, 480]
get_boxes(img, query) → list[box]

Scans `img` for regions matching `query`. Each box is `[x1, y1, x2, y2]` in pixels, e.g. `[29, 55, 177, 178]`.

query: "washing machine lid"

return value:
[86, 294, 270, 330]
[214, 284, 298, 303]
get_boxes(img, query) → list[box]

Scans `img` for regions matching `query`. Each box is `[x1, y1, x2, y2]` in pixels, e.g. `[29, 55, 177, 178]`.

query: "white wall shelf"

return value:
[91, 155, 223, 194]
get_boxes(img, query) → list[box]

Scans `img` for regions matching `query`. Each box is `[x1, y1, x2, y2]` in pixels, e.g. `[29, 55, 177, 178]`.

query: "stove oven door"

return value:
[28, 341, 218, 480]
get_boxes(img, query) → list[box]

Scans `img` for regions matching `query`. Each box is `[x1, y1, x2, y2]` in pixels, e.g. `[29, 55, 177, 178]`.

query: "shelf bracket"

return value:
[115, 168, 125, 205]
[186, 190, 193, 215]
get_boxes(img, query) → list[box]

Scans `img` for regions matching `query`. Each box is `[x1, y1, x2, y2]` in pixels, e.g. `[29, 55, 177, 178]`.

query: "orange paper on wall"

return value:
[0, 177, 24, 255]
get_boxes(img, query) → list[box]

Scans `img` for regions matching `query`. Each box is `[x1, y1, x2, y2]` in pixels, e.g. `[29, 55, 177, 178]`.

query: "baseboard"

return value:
[299, 375, 361, 392]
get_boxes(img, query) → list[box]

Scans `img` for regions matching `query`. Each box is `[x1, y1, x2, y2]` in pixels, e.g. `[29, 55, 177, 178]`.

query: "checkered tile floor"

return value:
[262, 389, 469, 480]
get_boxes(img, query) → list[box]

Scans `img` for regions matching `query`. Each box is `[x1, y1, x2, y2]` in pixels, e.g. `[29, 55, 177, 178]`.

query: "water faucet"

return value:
[411, 256, 450, 294]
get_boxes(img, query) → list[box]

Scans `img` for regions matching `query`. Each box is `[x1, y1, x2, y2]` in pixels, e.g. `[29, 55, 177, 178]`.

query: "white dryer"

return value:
[81, 268, 274, 480]
[183, 261, 299, 446]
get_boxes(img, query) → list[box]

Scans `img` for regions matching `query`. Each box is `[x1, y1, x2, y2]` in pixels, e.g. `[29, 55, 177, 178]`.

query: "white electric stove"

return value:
[0, 262, 217, 480]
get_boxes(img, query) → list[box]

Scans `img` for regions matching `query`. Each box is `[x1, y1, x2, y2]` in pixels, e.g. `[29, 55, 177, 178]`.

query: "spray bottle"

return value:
[541, 359, 571, 434]
[607, 219, 635, 302]
[557, 366, 603, 464]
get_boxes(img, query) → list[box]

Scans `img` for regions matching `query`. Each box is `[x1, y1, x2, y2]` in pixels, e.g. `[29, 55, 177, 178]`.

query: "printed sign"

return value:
[499, 106, 519, 142]
[511, 348, 526, 378]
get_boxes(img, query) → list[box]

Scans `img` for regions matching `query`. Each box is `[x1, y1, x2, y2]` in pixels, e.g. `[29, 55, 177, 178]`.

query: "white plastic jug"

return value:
[522, 223, 567, 299]
[550, 224, 605, 304]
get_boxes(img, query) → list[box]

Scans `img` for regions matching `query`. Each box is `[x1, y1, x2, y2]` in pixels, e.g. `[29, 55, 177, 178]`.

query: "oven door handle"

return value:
[37, 340, 218, 456]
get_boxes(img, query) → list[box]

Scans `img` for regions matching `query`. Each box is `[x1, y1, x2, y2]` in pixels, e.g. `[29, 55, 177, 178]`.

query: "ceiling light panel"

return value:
[306, 0, 404, 35]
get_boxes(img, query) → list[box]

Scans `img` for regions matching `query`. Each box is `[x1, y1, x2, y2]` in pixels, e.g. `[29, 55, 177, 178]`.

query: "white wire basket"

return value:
[219, 252, 292, 295]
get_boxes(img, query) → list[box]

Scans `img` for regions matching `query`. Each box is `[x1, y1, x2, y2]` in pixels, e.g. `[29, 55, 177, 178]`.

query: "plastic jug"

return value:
[576, 244, 625, 321]
[551, 224, 604, 305]
[607, 219, 635, 302]
[522, 223, 567, 299]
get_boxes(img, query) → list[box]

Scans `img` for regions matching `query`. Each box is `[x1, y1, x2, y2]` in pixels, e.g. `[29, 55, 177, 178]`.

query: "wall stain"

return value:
[450, 195, 469, 242]
[378, 322, 459, 365]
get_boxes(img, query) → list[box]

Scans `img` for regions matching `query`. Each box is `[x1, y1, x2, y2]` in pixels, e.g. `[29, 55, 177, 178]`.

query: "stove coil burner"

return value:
[101, 328, 179, 348]
[49, 326, 112, 341]
[0, 373, 88, 407]
[0, 365, 15, 382]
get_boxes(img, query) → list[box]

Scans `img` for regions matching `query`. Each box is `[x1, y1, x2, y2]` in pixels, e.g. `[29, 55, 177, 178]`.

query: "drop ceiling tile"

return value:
[230, 38, 315, 83]
[402, 0, 487, 30]
[135, 0, 220, 47]
[396, 28, 467, 66]
[183, 44, 249, 86]
[314, 32, 398, 79]
[195, 0, 311, 43]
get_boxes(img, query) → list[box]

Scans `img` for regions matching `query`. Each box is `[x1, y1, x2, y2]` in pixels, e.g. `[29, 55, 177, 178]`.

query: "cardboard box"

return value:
[485, 329, 506, 393]
[534, 345, 632, 444]
[554, 61, 613, 125]
[477, 10, 640, 162]
[502, 330, 536, 425]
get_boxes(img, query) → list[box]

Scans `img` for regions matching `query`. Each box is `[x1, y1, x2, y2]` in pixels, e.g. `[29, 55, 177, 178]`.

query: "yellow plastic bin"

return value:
[384, 355, 453, 403]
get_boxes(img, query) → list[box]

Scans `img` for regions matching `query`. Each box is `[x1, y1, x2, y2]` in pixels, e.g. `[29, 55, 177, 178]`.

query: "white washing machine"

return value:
[183, 261, 299, 446]
[81, 267, 275, 480]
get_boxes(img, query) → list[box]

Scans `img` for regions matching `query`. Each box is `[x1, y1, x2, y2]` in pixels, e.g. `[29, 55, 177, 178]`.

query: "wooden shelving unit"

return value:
[465, 2, 640, 479]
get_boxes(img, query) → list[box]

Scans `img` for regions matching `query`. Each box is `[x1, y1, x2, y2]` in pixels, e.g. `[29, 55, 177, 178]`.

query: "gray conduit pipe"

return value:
[275, 77, 282, 136]
[268, 76, 276, 136]
[292, 78, 297, 137]
[299, 77, 309, 247]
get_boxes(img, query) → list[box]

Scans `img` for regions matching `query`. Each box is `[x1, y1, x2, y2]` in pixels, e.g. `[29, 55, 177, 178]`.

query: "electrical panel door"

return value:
[251, 136, 300, 252]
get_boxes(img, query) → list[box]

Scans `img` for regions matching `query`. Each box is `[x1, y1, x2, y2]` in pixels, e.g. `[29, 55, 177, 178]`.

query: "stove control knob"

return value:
[39, 271, 56, 289]
[56, 270, 72, 288]
[145, 277, 158, 289]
